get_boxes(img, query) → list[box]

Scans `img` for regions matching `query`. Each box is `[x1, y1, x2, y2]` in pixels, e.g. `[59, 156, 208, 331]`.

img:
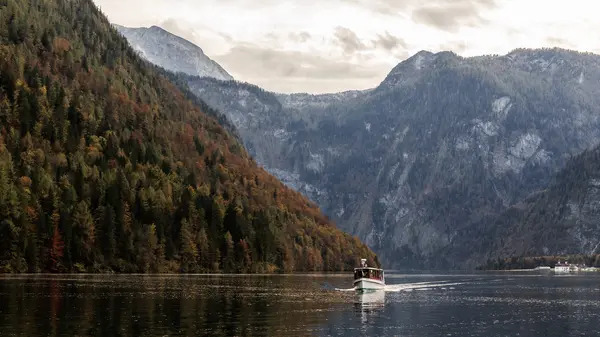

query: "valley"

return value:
[116, 24, 600, 270]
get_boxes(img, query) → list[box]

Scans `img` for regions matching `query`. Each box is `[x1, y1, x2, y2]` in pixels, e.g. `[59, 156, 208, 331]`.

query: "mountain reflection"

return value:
[3, 274, 600, 336]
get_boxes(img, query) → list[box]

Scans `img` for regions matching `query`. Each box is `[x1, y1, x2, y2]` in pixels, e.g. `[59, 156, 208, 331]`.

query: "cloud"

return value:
[288, 31, 312, 43]
[438, 41, 469, 54]
[94, 0, 600, 94]
[411, 0, 496, 32]
[333, 26, 368, 54]
[332, 27, 408, 55]
[157, 18, 198, 44]
[373, 32, 407, 51]
[213, 43, 390, 93]
[343, 0, 498, 32]
[344, 0, 496, 15]
[544, 36, 575, 49]
[215, 44, 382, 79]
[341, 0, 409, 15]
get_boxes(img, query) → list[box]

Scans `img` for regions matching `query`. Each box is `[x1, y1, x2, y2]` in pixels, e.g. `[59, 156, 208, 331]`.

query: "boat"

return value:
[353, 258, 385, 291]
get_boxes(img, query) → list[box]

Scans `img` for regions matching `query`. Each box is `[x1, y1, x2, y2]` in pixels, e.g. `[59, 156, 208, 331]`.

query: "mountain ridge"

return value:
[115, 23, 600, 269]
[113, 24, 234, 81]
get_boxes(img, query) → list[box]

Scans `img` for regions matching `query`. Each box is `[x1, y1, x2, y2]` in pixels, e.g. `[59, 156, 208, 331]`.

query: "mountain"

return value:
[0, 0, 378, 273]
[115, 23, 600, 268]
[485, 145, 600, 261]
[179, 48, 600, 270]
[113, 24, 233, 81]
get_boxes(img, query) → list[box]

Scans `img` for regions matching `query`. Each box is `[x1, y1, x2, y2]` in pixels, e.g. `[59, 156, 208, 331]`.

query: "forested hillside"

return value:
[0, 0, 378, 273]
[182, 47, 600, 269]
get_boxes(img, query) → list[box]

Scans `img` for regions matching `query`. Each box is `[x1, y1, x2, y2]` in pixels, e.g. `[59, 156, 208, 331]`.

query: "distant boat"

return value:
[353, 259, 385, 291]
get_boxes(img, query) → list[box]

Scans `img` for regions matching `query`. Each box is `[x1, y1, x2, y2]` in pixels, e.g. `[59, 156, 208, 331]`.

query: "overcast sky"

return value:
[94, 0, 599, 94]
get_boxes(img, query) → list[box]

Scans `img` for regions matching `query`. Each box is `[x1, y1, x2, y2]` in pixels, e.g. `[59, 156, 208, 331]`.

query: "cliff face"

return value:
[485, 146, 600, 263]
[184, 49, 600, 269]
[114, 21, 600, 269]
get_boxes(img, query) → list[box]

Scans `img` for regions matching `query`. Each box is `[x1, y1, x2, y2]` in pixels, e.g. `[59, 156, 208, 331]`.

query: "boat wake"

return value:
[384, 280, 464, 292]
[335, 280, 464, 292]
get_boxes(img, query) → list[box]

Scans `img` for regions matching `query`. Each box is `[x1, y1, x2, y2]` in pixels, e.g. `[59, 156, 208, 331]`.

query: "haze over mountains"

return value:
[116, 24, 600, 269]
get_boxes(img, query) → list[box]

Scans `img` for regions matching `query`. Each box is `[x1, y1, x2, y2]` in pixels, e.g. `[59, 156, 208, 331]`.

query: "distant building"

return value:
[554, 261, 571, 273]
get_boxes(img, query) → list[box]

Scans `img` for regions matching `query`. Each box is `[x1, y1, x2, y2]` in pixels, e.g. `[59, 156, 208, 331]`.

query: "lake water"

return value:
[1, 272, 599, 336]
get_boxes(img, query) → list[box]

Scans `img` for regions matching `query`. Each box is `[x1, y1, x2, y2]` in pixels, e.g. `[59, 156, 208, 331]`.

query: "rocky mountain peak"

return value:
[114, 24, 233, 81]
[378, 50, 456, 90]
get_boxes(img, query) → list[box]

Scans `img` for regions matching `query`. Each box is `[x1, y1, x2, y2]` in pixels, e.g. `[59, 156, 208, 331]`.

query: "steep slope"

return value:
[180, 48, 600, 269]
[484, 145, 600, 261]
[0, 0, 378, 273]
[311, 49, 600, 269]
[114, 24, 233, 81]
[186, 77, 369, 198]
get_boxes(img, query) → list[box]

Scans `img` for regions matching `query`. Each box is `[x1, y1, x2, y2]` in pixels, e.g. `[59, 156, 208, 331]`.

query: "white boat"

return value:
[353, 259, 385, 291]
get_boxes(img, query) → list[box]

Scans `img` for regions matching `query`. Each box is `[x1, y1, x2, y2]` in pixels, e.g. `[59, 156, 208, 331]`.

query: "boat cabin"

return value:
[354, 268, 384, 281]
[354, 258, 384, 281]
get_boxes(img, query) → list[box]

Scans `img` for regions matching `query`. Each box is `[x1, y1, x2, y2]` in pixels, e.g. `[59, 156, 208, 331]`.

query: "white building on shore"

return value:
[554, 261, 572, 273]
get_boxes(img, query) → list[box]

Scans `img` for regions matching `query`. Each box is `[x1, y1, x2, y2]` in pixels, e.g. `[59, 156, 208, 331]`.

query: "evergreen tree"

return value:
[0, 0, 378, 274]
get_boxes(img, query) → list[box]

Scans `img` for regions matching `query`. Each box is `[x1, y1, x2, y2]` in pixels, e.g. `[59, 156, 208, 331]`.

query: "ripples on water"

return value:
[1, 272, 600, 336]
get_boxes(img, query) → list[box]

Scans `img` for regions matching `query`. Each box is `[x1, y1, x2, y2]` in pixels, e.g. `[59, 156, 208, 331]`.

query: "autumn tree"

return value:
[0, 0, 379, 275]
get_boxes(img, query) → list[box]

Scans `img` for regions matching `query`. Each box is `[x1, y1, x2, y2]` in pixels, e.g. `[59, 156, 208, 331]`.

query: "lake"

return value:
[1, 272, 599, 336]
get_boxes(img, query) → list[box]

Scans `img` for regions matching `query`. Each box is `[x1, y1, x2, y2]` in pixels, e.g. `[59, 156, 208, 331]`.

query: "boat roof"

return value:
[354, 267, 384, 271]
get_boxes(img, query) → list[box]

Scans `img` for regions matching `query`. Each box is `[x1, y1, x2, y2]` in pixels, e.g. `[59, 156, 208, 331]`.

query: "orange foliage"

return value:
[52, 38, 71, 53]
[50, 225, 64, 270]
[0, 0, 379, 273]
[19, 176, 32, 187]
[25, 206, 38, 222]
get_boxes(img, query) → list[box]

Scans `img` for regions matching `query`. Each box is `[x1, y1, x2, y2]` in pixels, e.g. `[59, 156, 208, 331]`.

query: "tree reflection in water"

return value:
[0, 274, 355, 336]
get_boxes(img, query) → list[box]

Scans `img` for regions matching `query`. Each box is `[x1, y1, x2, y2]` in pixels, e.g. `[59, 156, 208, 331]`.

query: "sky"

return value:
[94, 0, 600, 94]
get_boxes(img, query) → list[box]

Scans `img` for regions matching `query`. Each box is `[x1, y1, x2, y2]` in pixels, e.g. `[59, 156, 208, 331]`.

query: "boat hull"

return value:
[353, 278, 385, 291]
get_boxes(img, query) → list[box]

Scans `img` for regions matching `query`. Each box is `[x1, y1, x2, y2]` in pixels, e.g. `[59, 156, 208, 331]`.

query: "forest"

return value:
[0, 0, 378, 273]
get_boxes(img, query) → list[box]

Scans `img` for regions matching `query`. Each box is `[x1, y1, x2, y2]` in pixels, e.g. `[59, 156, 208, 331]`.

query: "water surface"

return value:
[1, 272, 599, 336]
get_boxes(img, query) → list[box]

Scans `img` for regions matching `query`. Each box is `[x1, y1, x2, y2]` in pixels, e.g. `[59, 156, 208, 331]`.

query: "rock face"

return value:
[185, 48, 600, 269]
[117, 27, 600, 270]
[114, 24, 234, 81]
[485, 146, 600, 262]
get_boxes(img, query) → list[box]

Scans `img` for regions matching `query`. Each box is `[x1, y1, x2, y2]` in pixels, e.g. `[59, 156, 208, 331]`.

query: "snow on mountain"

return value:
[114, 24, 233, 81]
